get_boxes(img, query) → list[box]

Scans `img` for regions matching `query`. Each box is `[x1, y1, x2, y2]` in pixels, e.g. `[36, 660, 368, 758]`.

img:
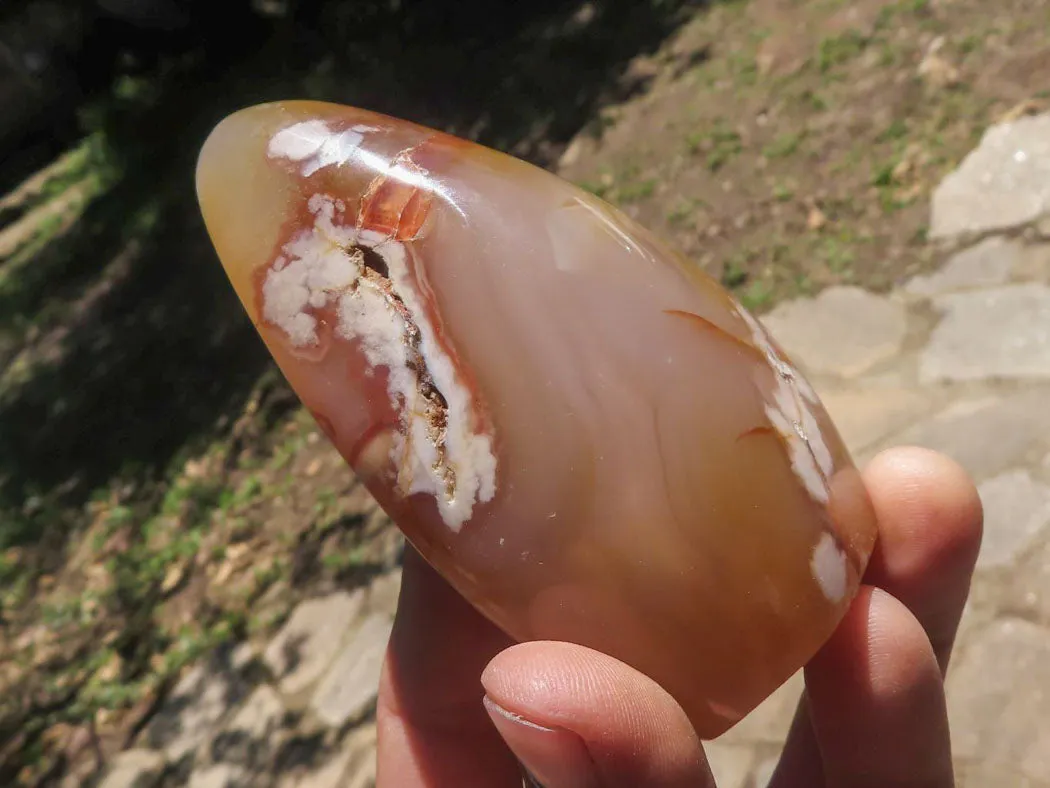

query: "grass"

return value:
[817, 236, 856, 275]
[771, 181, 795, 202]
[558, 0, 1017, 311]
[577, 173, 613, 198]
[817, 31, 868, 73]
[618, 177, 658, 202]
[686, 121, 743, 171]
[577, 164, 659, 204]
[763, 131, 805, 159]
[877, 119, 910, 143]
[739, 279, 774, 311]
[666, 200, 695, 225]
[720, 255, 749, 288]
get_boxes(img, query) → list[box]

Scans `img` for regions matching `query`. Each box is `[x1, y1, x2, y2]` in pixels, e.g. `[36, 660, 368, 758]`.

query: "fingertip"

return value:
[864, 446, 983, 575]
[810, 586, 940, 699]
[482, 641, 697, 748]
[806, 586, 953, 787]
[862, 446, 983, 670]
[482, 693, 600, 788]
[483, 642, 712, 788]
[482, 641, 584, 722]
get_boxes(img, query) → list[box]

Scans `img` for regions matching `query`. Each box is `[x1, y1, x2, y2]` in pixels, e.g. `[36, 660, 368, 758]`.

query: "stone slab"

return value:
[955, 760, 1050, 788]
[717, 670, 801, 746]
[310, 614, 392, 728]
[342, 724, 378, 788]
[703, 742, 753, 788]
[142, 652, 247, 763]
[976, 470, 1050, 569]
[99, 749, 166, 788]
[1016, 242, 1050, 283]
[761, 287, 907, 378]
[920, 284, 1050, 383]
[947, 618, 1050, 782]
[366, 569, 402, 619]
[887, 393, 1050, 481]
[186, 764, 247, 788]
[817, 387, 933, 454]
[277, 724, 377, 788]
[751, 754, 780, 788]
[212, 684, 287, 768]
[931, 113, 1050, 239]
[906, 236, 1019, 297]
[264, 590, 365, 697]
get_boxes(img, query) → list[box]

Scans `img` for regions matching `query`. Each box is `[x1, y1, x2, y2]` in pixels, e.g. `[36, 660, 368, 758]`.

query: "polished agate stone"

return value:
[196, 100, 877, 738]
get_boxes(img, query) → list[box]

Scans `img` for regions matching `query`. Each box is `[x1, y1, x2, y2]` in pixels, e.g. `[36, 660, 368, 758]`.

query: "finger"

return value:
[376, 547, 520, 787]
[772, 446, 980, 786]
[482, 640, 713, 788]
[804, 587, 954, 788]
[861, 446, 983, 672]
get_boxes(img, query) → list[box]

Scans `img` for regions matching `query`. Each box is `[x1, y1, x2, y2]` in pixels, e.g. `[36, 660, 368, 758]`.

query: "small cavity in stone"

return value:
[355, 244, 390, 279]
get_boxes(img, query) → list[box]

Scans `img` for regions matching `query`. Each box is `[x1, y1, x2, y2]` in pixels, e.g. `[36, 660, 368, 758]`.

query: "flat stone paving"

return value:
[712, 111, 1050, 788]
[95, 571, 398, 788]
[98, 113, 1050, 788]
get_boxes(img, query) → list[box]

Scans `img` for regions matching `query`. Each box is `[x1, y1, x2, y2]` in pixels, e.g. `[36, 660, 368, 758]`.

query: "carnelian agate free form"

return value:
[196, 100, 877, 738]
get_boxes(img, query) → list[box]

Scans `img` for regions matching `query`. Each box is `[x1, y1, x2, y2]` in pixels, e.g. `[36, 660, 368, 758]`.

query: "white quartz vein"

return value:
[261, 193, 495, 530]
[736, 307, 833, 504]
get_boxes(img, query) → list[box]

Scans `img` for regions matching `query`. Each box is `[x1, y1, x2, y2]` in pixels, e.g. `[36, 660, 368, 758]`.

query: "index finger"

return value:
[376, 547, 520, 786]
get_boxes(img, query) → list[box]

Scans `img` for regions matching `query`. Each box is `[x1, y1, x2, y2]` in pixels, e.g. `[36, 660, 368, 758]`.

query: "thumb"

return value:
[481, 641, 715, 788]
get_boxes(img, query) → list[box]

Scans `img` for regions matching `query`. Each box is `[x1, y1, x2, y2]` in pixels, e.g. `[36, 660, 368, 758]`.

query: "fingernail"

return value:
[483, 695, 598, 788]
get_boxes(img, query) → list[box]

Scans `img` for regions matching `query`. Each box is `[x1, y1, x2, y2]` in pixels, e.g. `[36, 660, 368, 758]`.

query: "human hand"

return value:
[376, 446, 982, 787]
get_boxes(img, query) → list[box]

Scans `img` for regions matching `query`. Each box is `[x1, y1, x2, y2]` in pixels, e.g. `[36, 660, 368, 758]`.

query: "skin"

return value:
[376, 446, 983, 787]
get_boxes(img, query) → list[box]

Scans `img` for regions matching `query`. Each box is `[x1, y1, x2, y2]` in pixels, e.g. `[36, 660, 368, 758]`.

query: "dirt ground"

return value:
[560, 0, 1048, 307]
[0, 0, 1048, 783]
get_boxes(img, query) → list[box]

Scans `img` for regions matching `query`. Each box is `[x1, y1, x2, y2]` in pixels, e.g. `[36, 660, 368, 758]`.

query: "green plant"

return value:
[617, 178, 657, 203]
[740, 280, 774, 311]
[817, 31, 867, 73]
[687, 122, 743, 171]
[763, 131, 805, 159]
[721, 256, 749, 288]
[772, 182, 795, 202]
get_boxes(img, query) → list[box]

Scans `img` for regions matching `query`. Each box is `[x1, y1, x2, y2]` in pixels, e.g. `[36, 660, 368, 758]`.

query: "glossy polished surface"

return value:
[196, 100, 878, 737]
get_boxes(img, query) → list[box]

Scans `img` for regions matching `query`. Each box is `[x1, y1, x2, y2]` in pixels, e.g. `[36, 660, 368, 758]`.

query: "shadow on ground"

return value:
[0, 0, 710, 546]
